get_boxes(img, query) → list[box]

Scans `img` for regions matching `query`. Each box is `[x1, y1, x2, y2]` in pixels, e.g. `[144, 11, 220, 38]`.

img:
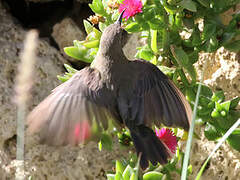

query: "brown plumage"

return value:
[27, 11, 192, 169]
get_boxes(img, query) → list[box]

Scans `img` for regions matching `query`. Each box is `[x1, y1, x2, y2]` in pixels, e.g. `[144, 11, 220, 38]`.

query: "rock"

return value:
[0, 2, 129, 179]
[195, 47, 240, 105]
[192, 48, 240, 179]
[195, 52, 221, 81]
[0, 0, 66, 164]
[204, 48, 240, 101]
[0, 1, 64, 145]
[188, 126, 240, 180]
[52, 18, 85, 52]
[52, 17, 87, 68]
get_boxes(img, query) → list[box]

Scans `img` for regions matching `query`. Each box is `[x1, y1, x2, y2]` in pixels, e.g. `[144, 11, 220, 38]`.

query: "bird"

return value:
[27, 10, 192, 169]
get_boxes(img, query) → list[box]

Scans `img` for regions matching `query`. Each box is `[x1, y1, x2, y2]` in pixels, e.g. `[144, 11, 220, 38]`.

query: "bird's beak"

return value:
[115, 9, 125, 25]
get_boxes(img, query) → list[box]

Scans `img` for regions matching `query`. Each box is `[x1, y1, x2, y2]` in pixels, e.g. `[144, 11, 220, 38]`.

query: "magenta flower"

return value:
[155, 128, 177, 153]
[119, 0, 143, 20]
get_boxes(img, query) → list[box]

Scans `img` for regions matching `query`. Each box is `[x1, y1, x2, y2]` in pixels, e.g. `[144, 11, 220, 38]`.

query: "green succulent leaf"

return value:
[93, 27, 102, 38]
[99, 22, 107, 32]
[82, 40, 100, 48]
[125, 22, 141, 33]
[227, 128, 240, 151]
[115, 172, 123, 180]
[87, 30, 101, 41]
[220, 101, 231, 113]
[116, 160, 125, 174]
[143, 7, 156, 20]
[98, 139, 102, 151]
[136, 45, 155, 61]
[211, 109, 220, 118]
[148, 18, 165, 30]
[64, 46, 85, 61]
[211, 91, 225, 103]
[83, 20, 93, 34]
[186, 88, 196, 103]
[143, 171, 163, 180]
[99, 133, 113, 151]
[192, 27, 202, 46]
[64, 64, 78, 74]
[197, 0, 210, 8]
[107, 174, 115, 180]
[224, 40, 240, 52]
[204, 123, 222, 140]
[202, 36, 219, 52]
[230, 97, 240, 109]
[215, 101, 222, 112]
[130, 172, 137, 180]
[178, 0, 197, 12]
[188, 164, 193, 174]
[199, 84, 213, 98]
[57, 75, 70, 82]
[170, 45, 196, 81]
[150, 30, 158, 53]
[122, 165, 134, 180]
[89, 0, 106, 15]
[202, 23, 217, 41]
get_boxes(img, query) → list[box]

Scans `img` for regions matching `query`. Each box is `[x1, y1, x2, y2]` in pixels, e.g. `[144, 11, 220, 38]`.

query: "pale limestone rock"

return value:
[52, 17, 86, 56]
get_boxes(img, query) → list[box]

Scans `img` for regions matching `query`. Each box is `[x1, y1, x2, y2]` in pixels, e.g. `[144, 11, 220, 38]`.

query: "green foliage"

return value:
[196, 118, 240, 179]
[117, 129, 132, 147]
[184, 82, 240, 151]
[61, 0, 240, 178]
[65, 0, 240, 65]
[57, 64, 78, 82]
[143, 171, 163, 180]
[227, 128, 240, 151]
[89, 0, 107, 16]
[191, 85, 240, 151]
[107, 159, 140, 180]
[98, 133, 113, 151]
[107, 148, 193, 179]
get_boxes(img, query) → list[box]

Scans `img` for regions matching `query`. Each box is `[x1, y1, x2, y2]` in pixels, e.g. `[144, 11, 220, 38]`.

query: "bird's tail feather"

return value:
[129, 125, 170, 169]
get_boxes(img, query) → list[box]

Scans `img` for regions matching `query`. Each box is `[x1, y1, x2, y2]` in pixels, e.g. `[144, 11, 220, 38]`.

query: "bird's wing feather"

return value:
[130, 60, 192, 130]
[27, 67, 119, 145]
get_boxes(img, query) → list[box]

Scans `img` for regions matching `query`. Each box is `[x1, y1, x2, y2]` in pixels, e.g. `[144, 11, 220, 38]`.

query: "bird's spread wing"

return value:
[129, 60, 192, 130]
[27, 67, 119, 145]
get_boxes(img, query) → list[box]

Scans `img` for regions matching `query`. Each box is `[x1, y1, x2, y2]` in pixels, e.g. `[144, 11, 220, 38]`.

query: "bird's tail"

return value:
[129, 125, 171, 169]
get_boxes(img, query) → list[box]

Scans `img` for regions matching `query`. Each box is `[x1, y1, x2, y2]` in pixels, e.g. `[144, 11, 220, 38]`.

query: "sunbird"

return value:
[27, 10, 192, 169]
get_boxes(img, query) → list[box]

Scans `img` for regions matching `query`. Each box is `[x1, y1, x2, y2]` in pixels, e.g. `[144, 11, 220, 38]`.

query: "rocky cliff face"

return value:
[0, 1, 129, 179]
[0, 0, 67, 153]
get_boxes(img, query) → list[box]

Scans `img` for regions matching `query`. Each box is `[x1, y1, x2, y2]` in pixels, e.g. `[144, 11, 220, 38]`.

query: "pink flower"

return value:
[119, 0, 143, 20]
[155, 128, 177, 153]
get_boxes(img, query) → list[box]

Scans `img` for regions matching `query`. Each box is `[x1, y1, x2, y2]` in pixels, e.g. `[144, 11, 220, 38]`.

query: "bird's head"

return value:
[98, 10, 128, 56]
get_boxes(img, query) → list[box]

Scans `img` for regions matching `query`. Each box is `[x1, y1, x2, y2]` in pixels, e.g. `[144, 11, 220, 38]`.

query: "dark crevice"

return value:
[2, 0, 93, 70]
[2, 0, 73, 37]
[3, 134, 17, 159]
[70, 3, 94, 33]
[49, 36, 60, 51]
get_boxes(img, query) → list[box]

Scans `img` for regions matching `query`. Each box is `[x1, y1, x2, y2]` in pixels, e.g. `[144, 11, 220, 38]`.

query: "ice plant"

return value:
[155, 128, 178, 153]
[119, 0, 143, 20]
